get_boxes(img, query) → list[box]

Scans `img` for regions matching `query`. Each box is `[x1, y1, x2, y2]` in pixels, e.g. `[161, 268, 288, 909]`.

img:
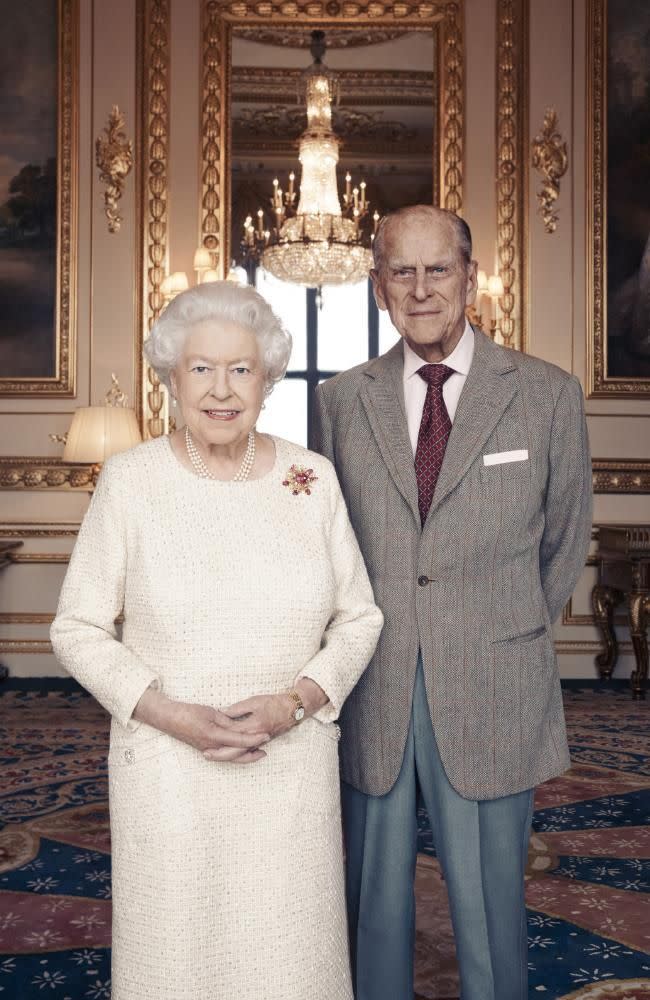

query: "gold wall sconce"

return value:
[467, 270, 504, 340]
[160, 248, 244, 306]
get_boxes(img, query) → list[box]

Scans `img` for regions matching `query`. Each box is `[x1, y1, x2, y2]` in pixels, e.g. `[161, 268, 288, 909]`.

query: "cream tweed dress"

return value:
[50, 434, 383, 1000]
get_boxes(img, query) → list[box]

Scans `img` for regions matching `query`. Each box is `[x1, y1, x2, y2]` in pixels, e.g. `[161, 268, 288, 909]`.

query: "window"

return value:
[255, 269, 399, 446]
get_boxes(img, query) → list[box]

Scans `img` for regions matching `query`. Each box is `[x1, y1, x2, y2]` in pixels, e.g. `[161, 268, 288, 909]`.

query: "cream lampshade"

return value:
[63, 405, 142, 464]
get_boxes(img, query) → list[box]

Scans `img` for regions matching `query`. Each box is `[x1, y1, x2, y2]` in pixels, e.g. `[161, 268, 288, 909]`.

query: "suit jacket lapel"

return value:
[425, 330, 518, 524]
[359, 341, 420, 526]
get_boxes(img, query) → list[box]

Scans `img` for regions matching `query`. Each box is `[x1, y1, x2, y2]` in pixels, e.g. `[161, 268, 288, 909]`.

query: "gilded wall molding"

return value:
[531, 108, 568, 234]
[496, 0, 528, 352]
[233, 25, 412, 48]
[591, 460, 650, 495]
[200, 0, 464, 271]
[2, 458, 647, 493]
[0, 459, 95, 491]
[0, 0, 78, 397]
[0, 614, 56, 625]
[8, 553, 70, 564]
[0, 641, 53, 655]
[555, 640, 633, 656]
[95, 105, 134, 234]
[136, 0, 170, 438]
[232, 66, 434, 106]
[0, 527, 79, 537]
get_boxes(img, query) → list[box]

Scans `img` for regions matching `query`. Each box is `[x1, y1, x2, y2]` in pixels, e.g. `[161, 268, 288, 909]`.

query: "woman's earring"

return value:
[171, 397, 177, 407]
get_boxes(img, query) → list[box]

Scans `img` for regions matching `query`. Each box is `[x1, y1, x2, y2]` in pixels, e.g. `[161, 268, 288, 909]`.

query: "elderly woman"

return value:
[50, 281, 383, 1000]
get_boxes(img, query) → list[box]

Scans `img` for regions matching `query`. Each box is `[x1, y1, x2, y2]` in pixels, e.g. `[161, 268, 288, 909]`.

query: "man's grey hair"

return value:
[372, 205, 473, 271]
[144, 281, 292, 394]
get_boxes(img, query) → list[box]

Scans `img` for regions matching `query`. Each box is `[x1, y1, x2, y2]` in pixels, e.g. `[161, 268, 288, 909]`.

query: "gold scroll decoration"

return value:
[95, 106, 134, 234]
[531, 108, 568, 234]
[496, 0, 528, 352]
[137, 0, 170, 438]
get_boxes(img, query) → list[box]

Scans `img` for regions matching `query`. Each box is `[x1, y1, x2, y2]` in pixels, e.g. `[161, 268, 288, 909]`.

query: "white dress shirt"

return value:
[403, 321, 475, 456]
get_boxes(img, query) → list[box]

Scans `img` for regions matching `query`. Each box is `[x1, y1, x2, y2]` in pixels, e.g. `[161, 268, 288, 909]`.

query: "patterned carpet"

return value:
[0, 683, 648, 1000]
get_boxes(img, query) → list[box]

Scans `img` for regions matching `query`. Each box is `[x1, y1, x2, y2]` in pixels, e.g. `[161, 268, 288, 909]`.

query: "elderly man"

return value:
[313, 205, 592, 1000]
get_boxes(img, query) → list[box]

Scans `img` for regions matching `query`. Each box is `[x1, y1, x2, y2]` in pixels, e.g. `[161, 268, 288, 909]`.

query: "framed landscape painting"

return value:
[0, 0, 77, 397]
[589, 0, 650, 397]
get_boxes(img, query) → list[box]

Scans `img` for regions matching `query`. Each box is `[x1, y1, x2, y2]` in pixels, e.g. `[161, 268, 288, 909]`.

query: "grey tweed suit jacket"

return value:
[312, 330, 592, 801]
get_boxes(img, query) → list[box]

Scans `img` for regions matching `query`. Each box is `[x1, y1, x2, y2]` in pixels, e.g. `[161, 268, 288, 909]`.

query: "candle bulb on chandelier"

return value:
[345, 172, 352, 204]
[373, 210, 380, 234]
[257, 209, 264, 238]
[353, 207, 360, 234]
[353, 187, 359, 211]
[360, 181, 366, 209]
[288, 172, 295, 197]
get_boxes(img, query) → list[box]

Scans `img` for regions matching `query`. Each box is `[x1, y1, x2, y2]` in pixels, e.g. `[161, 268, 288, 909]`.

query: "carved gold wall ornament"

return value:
[137, 0, 171, 438]
[95, 106, 134, 234]
[200, 0, 464, 271]
[531, 108, 568, 234]
[105, 372, 129, 407]
[496, 0, 528, 352]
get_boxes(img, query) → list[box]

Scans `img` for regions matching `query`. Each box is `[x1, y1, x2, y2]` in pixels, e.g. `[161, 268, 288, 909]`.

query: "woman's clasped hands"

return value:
[133, 689, 271, 764]
[134, 678, 328, 764]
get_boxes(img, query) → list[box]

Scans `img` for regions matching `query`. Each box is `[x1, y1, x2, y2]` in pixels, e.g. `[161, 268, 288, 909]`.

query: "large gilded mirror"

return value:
[229, 25, 436, 271]
[138, 1, 463, 441]
[196, 2, 464, 444]
[199, 1, 464, 271]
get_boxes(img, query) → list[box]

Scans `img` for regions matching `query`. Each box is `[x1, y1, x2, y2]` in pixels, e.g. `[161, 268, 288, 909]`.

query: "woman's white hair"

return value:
[143, 281, 292, 393]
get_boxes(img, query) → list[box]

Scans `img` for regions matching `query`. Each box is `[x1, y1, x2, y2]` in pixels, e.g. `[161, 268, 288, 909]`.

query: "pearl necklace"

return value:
[184, 425, 256, 482]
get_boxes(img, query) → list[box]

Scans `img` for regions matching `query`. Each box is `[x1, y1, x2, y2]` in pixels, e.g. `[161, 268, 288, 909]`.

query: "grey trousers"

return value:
[342, 660, 534, 1000]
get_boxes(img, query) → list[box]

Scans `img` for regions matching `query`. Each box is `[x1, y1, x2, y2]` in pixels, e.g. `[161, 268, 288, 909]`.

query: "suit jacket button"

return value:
[418, 575, 430, 587]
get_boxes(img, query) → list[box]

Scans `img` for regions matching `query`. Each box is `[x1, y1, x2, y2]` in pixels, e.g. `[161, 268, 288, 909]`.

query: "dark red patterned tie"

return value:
[415, 364, 455, 525]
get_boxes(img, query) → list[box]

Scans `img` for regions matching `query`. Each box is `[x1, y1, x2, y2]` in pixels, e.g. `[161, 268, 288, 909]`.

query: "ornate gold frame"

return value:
[496, 0, 528, 353]
[0, 0, 78, 397]
[587, 0, 650, 398]
[198, 0, 464, 273]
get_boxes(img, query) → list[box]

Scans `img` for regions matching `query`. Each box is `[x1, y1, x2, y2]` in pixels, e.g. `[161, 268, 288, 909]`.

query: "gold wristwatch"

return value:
[287, 689, 305, 723]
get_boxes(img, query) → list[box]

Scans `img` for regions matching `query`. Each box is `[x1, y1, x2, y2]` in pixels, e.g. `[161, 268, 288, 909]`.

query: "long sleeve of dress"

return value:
[296, 464, 383, 722]
[50, 459, 160, 730]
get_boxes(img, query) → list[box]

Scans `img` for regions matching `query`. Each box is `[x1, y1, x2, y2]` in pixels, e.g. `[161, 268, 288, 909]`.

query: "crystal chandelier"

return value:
[240, 30, 379, 290]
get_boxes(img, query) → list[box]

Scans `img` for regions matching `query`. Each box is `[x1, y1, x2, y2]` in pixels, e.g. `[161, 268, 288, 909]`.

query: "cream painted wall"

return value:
[1, 0, 649, 680]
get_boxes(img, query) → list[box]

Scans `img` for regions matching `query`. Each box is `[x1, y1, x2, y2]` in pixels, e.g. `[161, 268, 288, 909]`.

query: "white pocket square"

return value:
[483, 449, 529, 466]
